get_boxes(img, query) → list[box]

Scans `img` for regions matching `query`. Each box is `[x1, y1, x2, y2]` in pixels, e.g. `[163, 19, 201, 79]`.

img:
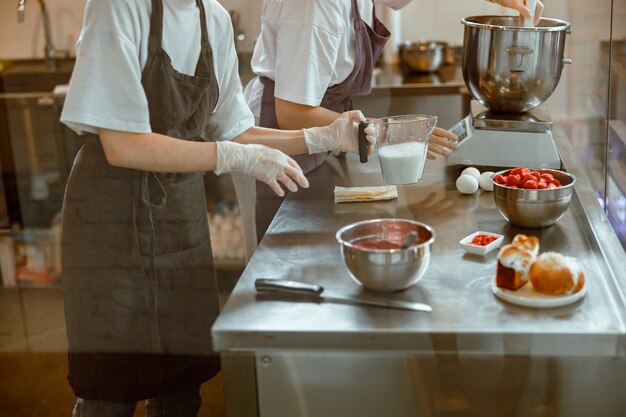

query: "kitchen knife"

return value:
[255, 278, 432, 313]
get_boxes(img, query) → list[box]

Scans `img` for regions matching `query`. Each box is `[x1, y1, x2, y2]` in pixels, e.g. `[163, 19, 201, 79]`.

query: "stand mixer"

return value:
[446, 16, 572, 168]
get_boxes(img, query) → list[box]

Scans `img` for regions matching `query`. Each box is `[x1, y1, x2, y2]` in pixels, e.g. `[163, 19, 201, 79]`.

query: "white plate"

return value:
[491, 276, 586, 308]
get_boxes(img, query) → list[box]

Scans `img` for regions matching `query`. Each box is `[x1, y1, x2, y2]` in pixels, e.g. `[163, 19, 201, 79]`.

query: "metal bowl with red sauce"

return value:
[336, 218, 435, 292]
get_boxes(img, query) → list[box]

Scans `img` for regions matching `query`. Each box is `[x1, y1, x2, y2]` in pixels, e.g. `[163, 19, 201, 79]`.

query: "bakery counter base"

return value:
[225, 351, 626, 417]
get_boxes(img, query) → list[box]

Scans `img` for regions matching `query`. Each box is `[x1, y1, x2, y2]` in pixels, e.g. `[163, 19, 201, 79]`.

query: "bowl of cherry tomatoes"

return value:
[490, 167, 576, 228]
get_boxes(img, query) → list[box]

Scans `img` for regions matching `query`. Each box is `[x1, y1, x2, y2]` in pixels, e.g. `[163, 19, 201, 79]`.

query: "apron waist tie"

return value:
[141, 172, 168, 210]
[135, 171, 167, 354]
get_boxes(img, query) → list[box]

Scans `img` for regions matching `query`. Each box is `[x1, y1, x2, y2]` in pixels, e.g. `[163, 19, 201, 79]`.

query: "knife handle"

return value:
[255, 279, 324, 296]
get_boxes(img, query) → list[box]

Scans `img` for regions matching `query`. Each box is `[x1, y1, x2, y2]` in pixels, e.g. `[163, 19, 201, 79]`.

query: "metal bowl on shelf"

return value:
[491, 169, 576, 228]
[336, 219, 435, 292]
[400, 40, 447, 73]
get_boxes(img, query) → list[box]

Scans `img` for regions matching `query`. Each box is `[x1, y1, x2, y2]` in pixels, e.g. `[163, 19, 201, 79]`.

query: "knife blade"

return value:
[254, 278, 432, 313]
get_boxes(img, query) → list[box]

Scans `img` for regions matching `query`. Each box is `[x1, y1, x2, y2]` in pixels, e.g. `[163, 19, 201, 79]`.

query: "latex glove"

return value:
[364, 125, 457, 160]
[490, 0, 544, 26]
[215, 141, 309, 197]
[303, 110, 372, 154]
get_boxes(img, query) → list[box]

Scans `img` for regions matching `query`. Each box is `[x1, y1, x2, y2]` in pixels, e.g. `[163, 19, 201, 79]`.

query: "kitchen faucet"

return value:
[17, 0, 57, 69]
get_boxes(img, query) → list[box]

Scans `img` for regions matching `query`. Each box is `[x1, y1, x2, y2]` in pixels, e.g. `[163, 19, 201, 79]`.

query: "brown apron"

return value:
[255, 0, 390, 240]
[62, 0, 221, 402]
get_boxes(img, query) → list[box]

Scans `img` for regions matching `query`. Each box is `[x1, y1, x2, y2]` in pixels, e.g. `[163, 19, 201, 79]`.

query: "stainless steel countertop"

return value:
[212, 125, 626, 357]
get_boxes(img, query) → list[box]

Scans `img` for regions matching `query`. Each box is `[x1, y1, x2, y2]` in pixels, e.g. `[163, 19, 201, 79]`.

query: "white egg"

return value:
[478, 171, 495, 191]
[456, 174, 479, 194]
[461, 167, 480, 179]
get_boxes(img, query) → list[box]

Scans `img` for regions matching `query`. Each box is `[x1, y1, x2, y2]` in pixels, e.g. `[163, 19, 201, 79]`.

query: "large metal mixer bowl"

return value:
[462, 16, 572, 113]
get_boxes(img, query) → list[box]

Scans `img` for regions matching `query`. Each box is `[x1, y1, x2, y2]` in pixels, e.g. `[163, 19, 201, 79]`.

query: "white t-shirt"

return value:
[61, 0, 254, 142]
[244, 0, 375, 123]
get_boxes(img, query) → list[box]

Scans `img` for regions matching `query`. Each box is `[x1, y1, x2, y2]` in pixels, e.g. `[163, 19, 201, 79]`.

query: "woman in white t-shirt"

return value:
[243, 0, 543, 244]
[59, 0, 369, 415]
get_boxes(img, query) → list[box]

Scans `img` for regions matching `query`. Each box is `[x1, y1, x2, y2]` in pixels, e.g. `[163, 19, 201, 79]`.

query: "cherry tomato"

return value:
[537, 182, 548, 189]
[550, 178, 561, 187]
[540, 173, 554, 181]
[531, 170, 541, 177]
[494, 174, 507, 185]
[511, 168, 525, 176]
[506, 174, 522, 187]
[523, 173, 535, 182]
[548, 183, 558, 189]
[523, 180, 538, 189]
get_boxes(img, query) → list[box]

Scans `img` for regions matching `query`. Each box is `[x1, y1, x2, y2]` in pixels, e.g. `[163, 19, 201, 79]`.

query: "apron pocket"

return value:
[149, 172, 210, 254]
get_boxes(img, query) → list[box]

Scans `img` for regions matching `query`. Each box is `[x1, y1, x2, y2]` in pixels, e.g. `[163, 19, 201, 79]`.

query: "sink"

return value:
[0, 58, 74, 93]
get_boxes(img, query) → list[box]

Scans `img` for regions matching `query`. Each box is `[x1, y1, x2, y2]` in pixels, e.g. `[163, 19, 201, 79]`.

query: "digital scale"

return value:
[446, 101, 561, 169]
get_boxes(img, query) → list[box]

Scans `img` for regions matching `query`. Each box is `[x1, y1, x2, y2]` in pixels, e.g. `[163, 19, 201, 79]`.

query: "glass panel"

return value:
[607, 1, 626, 248]
[543, 0, 612, 205]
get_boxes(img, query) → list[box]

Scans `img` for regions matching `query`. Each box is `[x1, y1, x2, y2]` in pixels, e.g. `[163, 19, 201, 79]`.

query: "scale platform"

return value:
[446, 101, 561, 169]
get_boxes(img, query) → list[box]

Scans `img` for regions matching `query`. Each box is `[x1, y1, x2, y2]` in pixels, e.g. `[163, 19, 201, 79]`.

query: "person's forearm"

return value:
[233, 126, 309, 155]
[98, 128, 218, 172]
[275, 97, 341, 129]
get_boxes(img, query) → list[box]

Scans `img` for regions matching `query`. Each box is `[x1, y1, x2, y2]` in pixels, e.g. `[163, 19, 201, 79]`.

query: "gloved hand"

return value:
[215, 141, 309, 197]
[364, 125, 457, 160]
[490, 0, 544, 26]
[303, 110, 373, 154]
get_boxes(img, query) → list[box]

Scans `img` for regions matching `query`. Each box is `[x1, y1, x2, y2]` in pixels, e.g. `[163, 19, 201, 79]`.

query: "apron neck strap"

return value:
[148, 0, 164, 48]
[351, 0, 360, 30]
[196, 0, 210, 47]
[148, 0, 210, 48]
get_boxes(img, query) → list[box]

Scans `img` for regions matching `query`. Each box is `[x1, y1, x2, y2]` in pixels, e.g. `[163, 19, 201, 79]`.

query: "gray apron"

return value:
[255, 0, 390, 240]
[62, 0, 220, 402]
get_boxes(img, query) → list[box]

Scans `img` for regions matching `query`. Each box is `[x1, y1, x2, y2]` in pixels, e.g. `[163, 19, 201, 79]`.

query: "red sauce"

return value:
[352, 234, 425, 250]
[470, 233, 498, 246]
[353, 238, 403, 250]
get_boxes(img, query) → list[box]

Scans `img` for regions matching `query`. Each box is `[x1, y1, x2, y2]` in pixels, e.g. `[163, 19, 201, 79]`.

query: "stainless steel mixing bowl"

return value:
[336, 219, 435, 292]
[462, 16, 572, 113]
[400, 41, 446, 73]
[491, 169, 576, 228]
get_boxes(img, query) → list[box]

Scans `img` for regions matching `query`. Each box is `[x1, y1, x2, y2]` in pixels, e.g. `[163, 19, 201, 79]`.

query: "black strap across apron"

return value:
[255, 0, 390, 241]
[62, 0, 221, 402]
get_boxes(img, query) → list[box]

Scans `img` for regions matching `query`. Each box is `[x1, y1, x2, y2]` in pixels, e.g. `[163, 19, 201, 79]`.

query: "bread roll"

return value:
[529, 252, 585, 295]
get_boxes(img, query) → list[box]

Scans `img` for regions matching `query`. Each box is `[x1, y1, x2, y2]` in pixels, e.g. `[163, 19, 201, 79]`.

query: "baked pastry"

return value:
[495, 234, 539, 290]
[510, 234, 540, 256]
[334, 186, 398, 203]
[529, 252, 585, 295]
